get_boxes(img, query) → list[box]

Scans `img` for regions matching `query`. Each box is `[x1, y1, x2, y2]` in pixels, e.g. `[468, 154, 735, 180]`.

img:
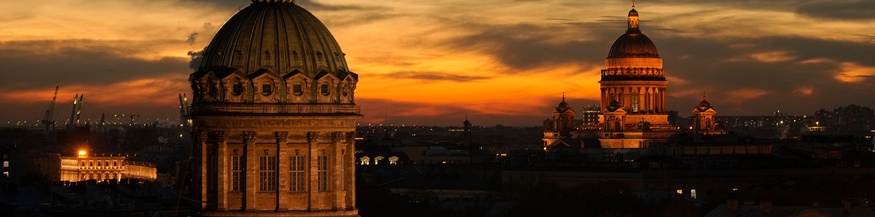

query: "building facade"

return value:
[188, 0, 359, 216]
[42, 152, 157, 182]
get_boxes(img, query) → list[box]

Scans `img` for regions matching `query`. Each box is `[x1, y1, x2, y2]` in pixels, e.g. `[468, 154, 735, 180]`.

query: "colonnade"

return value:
[600, 86, 666, 113]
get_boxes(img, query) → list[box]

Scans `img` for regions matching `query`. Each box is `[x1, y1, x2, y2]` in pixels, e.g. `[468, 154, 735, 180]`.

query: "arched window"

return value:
[261, 83, 272, 95]
[320, 83, 329, 96]
[293, 83, 304, 95]
[232, 82, 244, 95]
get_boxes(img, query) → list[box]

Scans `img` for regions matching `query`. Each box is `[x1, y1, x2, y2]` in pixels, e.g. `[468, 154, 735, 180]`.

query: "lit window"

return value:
[290, 155, 305, 192]
[259, 155, 277, 192]
[231, 155, 242, 191]
[389, 156, 399, 165]
[320, 83, 329, 96]
[2, 171, 7, 177]
[318, 155, 330, 191]
[261, 83, 272, 95]
[676, 189, 683, 195]
[293, 83, 304, 95]
[2, 161, 8, 167]
[360, 156, 370, 165]
[691, 189, 697, 199]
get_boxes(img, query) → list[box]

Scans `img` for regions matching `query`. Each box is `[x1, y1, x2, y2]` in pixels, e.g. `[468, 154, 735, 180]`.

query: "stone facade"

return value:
[188, 1, 359, 216]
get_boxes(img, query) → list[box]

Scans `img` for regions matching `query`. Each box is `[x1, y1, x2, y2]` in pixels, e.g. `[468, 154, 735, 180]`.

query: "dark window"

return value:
[290, 155, 305, 192]
[259, 155, 277, 192]
[232, 83, 244, 95]
[320, 84, 329, 96]
[293, 83, 304, 95]
[318, 155, 330, 191]
[261, 83, 272, 95]
[231, 155, 242, 191]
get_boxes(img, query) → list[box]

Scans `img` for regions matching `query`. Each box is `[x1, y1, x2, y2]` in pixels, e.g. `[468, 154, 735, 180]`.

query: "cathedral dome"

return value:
[197, 0, 348, 77]
[607, 9, 659, 58]
[608, 34, 659, 58]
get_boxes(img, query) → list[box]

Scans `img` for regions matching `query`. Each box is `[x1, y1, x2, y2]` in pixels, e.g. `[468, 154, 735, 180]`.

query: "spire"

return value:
[703, 91, 707, 101]
[562, 92, 566, 102]
[632, 0, 636, 9]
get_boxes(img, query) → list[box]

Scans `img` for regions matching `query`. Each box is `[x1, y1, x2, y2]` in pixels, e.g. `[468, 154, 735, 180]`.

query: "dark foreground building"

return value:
[188, 0, 359, 216]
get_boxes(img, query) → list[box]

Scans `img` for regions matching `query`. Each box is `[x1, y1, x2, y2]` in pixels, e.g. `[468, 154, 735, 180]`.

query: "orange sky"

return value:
[1, 0, 874, 126]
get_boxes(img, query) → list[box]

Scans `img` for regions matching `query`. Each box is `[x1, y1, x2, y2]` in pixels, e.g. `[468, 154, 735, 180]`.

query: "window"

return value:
[320, 84, 329, 96]
[261, 83, 272, 95]
[318, 155, 330, 191]
[691, 189, 697, 199]
[676, 189, 683, 195]
[232, 83, 244, 95]
[259, 155, 277, 192]
[293, 83, 304, 95]
[231, 155, 242, 191]
[113, 161, 117, 167]
[97, 162, 101, 166]
[2, 161, 8, 167]
[290, 155, 305, 192]
[632, 92, 639, 112]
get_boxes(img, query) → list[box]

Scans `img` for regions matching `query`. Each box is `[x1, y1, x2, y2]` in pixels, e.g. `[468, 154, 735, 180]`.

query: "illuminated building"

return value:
[41, 151, 157, 182]
[692, 93, 724, 135]
[596, 6, 676, 148]
[187, 0, 359, 216]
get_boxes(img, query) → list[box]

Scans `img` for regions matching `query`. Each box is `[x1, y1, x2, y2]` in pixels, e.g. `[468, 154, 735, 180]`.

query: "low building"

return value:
[41, 151, 156, 182]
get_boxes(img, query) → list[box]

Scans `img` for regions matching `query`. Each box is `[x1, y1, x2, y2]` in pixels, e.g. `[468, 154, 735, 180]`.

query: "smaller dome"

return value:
[698, 100, 711, 108]
[607, 100, 622, 112]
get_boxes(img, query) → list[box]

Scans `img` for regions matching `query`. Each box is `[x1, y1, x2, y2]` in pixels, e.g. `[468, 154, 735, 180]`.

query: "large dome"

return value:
[197, 0, 348, 77]
[608, 33, 659, 58]
[189, 0, 358, 106]
[607, 8, 659, 58]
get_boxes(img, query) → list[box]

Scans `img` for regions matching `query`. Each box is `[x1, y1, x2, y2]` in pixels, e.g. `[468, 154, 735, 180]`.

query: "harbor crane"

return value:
[40, 86, 59, 131]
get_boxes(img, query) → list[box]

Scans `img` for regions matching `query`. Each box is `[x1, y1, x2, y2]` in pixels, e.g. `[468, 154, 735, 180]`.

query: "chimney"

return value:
[759, 201, 773, 215]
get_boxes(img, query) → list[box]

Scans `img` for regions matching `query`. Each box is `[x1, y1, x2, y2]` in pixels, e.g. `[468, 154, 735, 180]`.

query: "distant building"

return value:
[595, 6, 676, 148]
[691, 93, 724, 135]
[40, 151, 156, 182]
[581, 105, 600, 128]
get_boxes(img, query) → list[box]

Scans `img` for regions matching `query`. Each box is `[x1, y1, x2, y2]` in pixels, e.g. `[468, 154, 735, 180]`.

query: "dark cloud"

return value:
[0, 40, 189, 88]
[445, 24, 614, 72]
[657, 35, 875, 115]
[379, 71, 490, 82]
[796, 0, 875, 20]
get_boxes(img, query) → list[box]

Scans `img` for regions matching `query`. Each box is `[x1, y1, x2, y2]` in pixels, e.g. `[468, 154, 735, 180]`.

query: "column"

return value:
[333, 132, 345, 211]
[307, 132, 319, 211]
[215, 132, 227, 210]
[196, 131, 208, 209]
[242, 131, 257, 211]
[275, 131, 288, 211]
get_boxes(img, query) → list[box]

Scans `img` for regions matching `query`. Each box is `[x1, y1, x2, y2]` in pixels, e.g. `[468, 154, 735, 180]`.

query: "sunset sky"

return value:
[1, 0, 874, 127]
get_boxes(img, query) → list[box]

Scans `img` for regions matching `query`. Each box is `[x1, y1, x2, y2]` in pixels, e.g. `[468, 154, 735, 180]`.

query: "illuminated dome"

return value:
[607, 9, 659, 58]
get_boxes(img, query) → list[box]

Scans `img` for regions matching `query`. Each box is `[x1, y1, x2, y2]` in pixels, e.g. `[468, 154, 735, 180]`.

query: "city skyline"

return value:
[1, 0, 874, 126]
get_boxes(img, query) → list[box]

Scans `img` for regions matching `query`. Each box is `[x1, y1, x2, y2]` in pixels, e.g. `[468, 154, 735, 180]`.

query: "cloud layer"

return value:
[1, 0, 873, 127]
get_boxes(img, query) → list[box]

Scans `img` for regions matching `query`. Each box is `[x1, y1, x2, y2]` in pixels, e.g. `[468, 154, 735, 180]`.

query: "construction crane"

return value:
[40, 86, 59, 132]
[67, 93, 84, 129]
